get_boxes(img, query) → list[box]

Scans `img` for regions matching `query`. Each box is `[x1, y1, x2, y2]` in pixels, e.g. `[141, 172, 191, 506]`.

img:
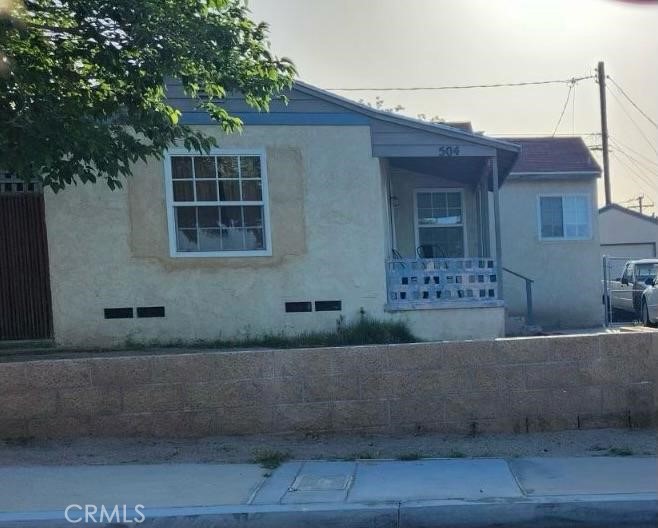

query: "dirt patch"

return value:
[0, 428, 654, 466]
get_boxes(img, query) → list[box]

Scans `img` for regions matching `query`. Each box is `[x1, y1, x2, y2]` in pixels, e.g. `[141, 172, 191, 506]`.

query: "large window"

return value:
[415, 190, 465, 258]
[165, 150, 271, 257]
[538, 194, 591, 240]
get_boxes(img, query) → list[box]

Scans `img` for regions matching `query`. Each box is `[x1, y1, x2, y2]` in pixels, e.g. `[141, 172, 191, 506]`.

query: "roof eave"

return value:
[293, 81, 521, 153]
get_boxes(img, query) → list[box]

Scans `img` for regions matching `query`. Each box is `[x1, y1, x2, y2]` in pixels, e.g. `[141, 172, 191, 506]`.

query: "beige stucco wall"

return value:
[389, 167, 480, 258]
[499, 178, 602, 329]
[45, 125, 394, 347]
[395, 306, 504, 341]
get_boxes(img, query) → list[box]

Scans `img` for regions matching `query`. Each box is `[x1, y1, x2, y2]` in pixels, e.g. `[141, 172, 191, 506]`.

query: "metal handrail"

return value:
[503, 267, 535, 326]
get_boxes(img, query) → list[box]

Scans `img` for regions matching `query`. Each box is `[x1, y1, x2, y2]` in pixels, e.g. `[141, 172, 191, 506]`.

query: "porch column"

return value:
[491, 157, 504, 299]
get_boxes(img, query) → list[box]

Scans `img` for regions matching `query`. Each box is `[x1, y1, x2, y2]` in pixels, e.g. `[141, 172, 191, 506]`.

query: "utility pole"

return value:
[638, 195, 644, 215]
[597, 61, 612, 206]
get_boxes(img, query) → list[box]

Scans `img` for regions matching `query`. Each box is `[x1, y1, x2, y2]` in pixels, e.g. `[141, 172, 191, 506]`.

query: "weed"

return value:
[608, 447, 634, 457]
[397, 452, 422, 461]
[123, 313, 417, 350]
[345, 451, 378, 461]
[252, 449, 291, 470]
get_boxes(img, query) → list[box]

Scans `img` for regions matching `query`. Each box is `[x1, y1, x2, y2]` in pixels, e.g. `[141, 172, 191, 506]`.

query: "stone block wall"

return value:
[0, 332, 655, 438]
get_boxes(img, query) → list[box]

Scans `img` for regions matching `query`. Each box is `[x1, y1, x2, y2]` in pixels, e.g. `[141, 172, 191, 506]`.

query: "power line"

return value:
[607, 76, 658, 129]
[552, 81, 574, 136]
[324, 75, 595, 92]
[609, 135, 657, 167]
[614, 148, 658, 187]
[609, 139, 658, 174]
[611, 151, 658, 193]
[607, 86, 658, 156]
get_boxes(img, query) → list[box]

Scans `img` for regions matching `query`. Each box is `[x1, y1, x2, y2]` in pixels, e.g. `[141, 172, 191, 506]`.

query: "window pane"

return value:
[245, 228, 264, 249]
[194, 157, 216, 179]
[563, 196, 589, 238]
[197, 206, 219, 228]
[217, 157, 239, 178]
[176, 206, 196, 228]
[221, 206, 243, 228]
[199, 229, 222, 251]
[243, 206, 263, 227]
[417, 193, 431, 208]
[431, 193, 446, 208]
[221, 229, 245, 250]
[418, 226, 464, 258]
[417, 191, 462, 226]
[240, 156, 261, 179]
[446, 192, 461, 207]
[171, 157, 193, 179]
[176, 228, 197, 251]
[219, 180, 240, 201]
[241, 180, 262, 201]
[540, 197, 563, 238]
[173, 181, 194, 202]
[196, 180, 218, 201]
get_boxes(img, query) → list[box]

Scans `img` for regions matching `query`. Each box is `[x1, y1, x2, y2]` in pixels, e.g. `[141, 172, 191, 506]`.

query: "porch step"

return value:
[505, 314, 543, 337]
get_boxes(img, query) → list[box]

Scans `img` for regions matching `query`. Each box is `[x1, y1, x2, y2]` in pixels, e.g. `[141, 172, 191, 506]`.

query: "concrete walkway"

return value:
[0, 457, 655, 527]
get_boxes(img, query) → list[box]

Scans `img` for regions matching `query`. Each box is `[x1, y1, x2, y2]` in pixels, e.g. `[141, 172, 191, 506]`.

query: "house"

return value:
[599, 203, 658, 279]
[498, 137, 603, 329]
[0, 82, 603, 346]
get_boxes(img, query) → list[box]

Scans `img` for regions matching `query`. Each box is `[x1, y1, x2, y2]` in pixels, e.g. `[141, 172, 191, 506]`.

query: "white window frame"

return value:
[536, 193, 592, 241]
[413, 188, 467, 258]
[164, 148, 272, 257]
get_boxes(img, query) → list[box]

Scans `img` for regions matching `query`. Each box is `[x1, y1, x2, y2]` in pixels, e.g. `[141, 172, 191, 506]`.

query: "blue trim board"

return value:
[180, 112, 370, 126]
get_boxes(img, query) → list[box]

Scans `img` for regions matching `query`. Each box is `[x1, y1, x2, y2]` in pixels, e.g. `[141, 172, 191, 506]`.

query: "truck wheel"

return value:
[641, 301, 652, 327]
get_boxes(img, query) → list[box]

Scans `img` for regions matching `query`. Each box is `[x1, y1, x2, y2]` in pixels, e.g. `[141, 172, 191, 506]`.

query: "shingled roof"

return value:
[497, 136, 601, 175]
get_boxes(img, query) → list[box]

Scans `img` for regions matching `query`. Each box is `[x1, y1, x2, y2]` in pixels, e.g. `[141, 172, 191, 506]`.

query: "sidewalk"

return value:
[0, 457, 655, 527]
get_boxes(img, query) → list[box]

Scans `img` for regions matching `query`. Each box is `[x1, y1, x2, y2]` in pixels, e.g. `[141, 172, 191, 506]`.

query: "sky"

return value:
[249, 0, 658, 212]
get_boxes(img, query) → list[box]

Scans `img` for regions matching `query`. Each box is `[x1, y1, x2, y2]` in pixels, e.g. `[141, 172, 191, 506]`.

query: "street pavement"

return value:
[0, 456, 655, 527]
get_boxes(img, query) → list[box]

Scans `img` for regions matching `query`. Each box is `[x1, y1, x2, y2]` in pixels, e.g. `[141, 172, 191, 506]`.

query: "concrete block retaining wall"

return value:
[0, 332, 656, 439]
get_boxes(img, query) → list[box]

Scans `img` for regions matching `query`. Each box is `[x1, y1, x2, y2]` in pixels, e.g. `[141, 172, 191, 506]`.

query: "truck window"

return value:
[635, 263, 657, 281]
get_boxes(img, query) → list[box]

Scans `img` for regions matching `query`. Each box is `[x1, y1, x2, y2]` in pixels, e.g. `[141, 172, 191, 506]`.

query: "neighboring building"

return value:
[599, 203, 658, 279]
[497, 137, 602, 329]
[0, 82, 604, 346]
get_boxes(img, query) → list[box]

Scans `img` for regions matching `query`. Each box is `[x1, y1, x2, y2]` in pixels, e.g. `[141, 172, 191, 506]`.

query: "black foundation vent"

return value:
[315, 300, 342, 312]
[285, 301, 312, 313]
[137, 306, 166, 318]
[104, 307, 134, 319]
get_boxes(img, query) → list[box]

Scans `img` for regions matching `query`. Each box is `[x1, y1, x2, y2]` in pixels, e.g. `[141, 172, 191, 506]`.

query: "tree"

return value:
[0, 0, 295, 191]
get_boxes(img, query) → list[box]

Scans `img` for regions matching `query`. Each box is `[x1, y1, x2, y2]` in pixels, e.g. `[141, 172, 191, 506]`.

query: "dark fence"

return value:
[0, 193, 53, 340]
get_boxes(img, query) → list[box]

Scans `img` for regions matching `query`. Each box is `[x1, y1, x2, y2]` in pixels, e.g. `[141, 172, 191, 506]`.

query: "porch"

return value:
[377, 130, 519, 313]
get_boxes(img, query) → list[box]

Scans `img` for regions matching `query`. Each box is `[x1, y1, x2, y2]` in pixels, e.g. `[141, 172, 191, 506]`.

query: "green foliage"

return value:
[0, 0, 295, 191]
[252, 448, 290, 470]
[124, 313, 418, 350]
[397, 452, 422, 461]
[607, 447, 633, 457]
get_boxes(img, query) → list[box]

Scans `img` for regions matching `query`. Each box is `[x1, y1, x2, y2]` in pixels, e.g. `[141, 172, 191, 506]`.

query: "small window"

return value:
[166, 151, 271, 257]
[538, 195, 591, 240]
[285, 302, 312, 313]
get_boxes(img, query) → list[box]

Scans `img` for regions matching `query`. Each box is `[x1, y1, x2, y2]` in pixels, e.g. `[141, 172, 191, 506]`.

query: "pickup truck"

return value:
[605, 259, 658, 324]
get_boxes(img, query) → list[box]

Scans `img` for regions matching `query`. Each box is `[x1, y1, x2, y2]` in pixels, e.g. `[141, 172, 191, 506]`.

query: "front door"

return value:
[0, 174, 53, 340]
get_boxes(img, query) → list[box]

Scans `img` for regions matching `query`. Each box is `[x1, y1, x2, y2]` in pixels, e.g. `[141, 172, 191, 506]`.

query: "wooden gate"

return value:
[0, 175, 53, 341]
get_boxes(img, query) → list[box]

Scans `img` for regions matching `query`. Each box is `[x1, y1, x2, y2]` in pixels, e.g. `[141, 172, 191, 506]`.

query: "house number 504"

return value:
[437, 146, 460, 156]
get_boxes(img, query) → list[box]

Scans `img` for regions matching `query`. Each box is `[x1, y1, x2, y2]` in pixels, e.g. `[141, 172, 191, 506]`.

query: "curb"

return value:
[2, 494, 655, 528]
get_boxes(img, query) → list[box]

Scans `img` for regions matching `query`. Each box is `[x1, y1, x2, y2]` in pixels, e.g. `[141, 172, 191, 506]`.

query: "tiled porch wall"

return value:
[0, 332, 655, 438]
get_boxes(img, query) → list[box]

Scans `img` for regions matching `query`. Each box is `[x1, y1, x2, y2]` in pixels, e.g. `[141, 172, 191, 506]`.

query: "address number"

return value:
[437, 146, 461, 157]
